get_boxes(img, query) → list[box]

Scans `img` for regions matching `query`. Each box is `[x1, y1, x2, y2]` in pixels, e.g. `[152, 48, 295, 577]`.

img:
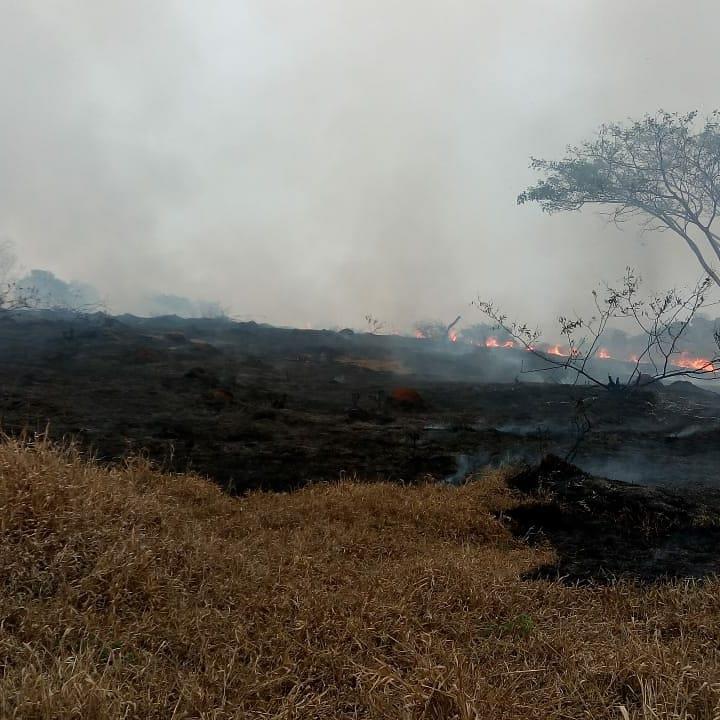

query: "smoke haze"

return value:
[2, 1, 720, 328]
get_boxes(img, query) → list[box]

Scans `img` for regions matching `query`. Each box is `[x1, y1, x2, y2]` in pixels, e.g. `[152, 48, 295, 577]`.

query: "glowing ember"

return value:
[597, 348, 612, 360]
[448, 329, 459, 343]
[415, 330, 427, 339]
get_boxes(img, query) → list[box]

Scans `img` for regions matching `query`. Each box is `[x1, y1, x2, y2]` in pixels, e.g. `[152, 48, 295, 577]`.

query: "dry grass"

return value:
[336, 356, 411, 374]
[1, 438, 719, 719]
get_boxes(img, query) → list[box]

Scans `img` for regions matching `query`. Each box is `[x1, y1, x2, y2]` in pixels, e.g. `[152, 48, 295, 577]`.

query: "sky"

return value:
[2, 1, 720, 329]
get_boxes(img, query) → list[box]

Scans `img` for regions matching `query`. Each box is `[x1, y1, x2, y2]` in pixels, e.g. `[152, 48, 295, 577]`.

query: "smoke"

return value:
[2, 1, 720, 327]
[17, 269, 102, 311]
[12, 258, 227, 318]
[144, 294, 227, 319]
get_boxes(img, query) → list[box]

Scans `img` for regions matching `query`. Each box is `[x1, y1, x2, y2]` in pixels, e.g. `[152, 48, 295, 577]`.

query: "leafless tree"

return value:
[475, 269, 720, 391]
[519, 111, 720, 286]
[364, 314, 385, 334]
[0, 240, 36, 313]
[414, 315, 463, 341]
[445, 314, 462, 339]
[413, 319, 446, 340]
[17, 269, 105, 315]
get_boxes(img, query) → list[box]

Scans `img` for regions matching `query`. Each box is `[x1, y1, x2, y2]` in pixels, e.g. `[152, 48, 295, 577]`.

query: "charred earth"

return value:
[3, 310, 720, 581]
[2, 310, 720, 493]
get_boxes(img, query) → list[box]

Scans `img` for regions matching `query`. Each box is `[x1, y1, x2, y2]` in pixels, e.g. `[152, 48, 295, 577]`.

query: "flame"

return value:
[627, 351, 717, 372]
[673, 352, 717, 372]
[484, 336, 515, 349]
[546, 344, 582, 359]
[410, 332, 714, 373]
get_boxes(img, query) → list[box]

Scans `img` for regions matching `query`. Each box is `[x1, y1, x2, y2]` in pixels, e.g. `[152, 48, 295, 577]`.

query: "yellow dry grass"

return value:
[1, 438, 719, 719]
[336, 356, 411, 374]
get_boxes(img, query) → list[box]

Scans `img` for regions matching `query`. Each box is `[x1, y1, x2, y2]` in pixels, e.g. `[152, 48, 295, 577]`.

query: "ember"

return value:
[389, 387, 425, 409]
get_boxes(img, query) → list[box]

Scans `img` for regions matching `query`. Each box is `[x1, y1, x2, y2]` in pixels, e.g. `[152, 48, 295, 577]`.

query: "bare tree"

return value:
[413, 319, 447, 340]
[414, 315, 463, 341]
[364, 314, 385, 334]
[519, 111, 720, 286]
[0, 240, 36, 313]
[445, 314, 462, 341]
[475, 269, 720, 391]
[16, 269, 104, 315]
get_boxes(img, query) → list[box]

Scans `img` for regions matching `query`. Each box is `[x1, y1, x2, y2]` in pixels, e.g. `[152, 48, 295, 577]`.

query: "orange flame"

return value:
[627, 352, 717, 372]
[673, 352, 717, 372]
[414, 331, 715, 373]
[484, 336, 515, 349]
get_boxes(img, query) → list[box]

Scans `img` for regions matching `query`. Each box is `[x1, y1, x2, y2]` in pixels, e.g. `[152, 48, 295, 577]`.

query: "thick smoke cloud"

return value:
[2, 1, 720, 329]
[17, 269, 102, 310]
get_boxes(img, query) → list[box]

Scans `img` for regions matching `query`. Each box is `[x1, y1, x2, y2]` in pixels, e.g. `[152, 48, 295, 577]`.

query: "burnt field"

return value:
[3, 311, 720, 581]
[2, 309, 720, 495]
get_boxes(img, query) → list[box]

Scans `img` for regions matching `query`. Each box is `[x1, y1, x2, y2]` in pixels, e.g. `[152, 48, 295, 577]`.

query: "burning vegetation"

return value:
[468, 334, 716, 374]
[475, 270, 720, 390]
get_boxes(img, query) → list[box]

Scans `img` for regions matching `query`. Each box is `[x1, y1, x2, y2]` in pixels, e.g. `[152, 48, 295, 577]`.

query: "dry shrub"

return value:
[0, 438, 719, 719]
